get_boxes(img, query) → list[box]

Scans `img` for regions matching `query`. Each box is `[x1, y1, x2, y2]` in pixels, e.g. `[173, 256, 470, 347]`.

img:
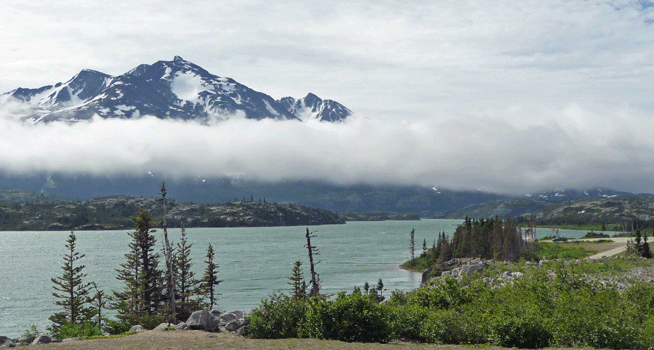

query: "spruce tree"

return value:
[112, 208, 164, 326]
[642, 230, 652, 259]
[175, 226, 200, 319]
[89, 282, 108, 330]
[48, 231, 94, 338]
[201, 243, 222, 309]
[288, 260, 306, 300]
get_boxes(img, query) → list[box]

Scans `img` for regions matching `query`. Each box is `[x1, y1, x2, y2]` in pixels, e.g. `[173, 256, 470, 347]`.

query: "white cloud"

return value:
[1, 104, 654, 194]
[1, 1, 654, 193]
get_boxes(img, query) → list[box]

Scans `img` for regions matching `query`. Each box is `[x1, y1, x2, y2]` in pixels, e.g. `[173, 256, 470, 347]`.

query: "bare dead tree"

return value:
[161, 181, 176, 323]
[305, 228, 321, 297]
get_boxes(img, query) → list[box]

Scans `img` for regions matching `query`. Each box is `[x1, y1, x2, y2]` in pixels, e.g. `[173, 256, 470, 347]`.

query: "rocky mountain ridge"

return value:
[0, 195, 344, 231]
[0, 56, 352, 123]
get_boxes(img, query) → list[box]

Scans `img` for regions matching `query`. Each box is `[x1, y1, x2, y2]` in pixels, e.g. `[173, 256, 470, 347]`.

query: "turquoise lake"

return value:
[0, 220, 591, 337]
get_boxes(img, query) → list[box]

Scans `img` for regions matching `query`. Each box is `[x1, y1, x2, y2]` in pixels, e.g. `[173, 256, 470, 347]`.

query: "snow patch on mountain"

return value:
[0, 56, 351, 124]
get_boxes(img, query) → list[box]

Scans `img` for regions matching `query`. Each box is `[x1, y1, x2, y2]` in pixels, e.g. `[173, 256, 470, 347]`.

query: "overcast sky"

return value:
[1, 0, 654, 194]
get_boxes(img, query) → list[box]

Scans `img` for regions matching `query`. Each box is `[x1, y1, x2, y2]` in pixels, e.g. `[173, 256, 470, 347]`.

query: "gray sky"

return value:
[2, 0, 654, 194]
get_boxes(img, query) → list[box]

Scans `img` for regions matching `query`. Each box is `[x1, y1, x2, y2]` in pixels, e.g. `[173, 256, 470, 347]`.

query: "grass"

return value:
[533, 224, 618, 231]
[32, 329, 607, 350]
[535, 240, 620, 260]
[34, 330, 509, 350]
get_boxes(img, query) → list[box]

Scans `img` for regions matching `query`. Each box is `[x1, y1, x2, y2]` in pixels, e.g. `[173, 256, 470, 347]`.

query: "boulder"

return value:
[225, 319, 246, 332]
[175, 322, 189, 330]
[218, 312, 240, 327]
[153, 323, 174, 331]
[186, 310, 220, 332]
[236, 326, 247, 336]
[31, 334, 53, 345]
[129, 325, 144, 333]
[16, 333, 35, 345]
[0, 339, 14, 348]
[210, 309, 222, 317]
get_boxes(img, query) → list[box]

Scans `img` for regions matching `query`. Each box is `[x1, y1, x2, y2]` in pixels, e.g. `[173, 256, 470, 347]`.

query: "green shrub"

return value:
[490, 314, 551, 348]
[104, 319, 132, 335]
[299, 292, 389, 343]
[409, 277, 472, 309]
[247, 293, 308, 339]
[57, 321, 103, 340]
[419, 308, 487, 344]
[386, 304, 431, 342]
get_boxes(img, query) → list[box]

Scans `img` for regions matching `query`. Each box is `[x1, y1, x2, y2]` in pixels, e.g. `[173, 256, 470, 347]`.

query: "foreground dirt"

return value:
[35, 330, 510, 350]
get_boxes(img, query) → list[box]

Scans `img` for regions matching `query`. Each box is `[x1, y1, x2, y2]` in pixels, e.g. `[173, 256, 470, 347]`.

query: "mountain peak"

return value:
[0, 58, 352, 123]
[279, 93, 351, 122]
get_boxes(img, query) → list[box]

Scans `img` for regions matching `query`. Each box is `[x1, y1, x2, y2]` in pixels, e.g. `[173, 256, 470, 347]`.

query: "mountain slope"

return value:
[0, 56, 351, 123]
[278, 93, 351, 122]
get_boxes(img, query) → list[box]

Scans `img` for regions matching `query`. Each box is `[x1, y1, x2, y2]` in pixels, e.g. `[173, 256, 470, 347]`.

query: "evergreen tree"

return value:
[112, 209, 164, 325]
[201, 243, 222, 309]
[376, 278, 385, 300]
[409, 228, 415, 266]
[643, 232, 653, 259]
[288, 260, 307, 300]
[175, 226, 200, 320]
[48, 231, 94, 338]
[89, 282, 108, 330]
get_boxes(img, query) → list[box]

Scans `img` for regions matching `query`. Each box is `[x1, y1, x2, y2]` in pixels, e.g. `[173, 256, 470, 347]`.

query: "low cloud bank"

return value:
[1, 104, 653, 194]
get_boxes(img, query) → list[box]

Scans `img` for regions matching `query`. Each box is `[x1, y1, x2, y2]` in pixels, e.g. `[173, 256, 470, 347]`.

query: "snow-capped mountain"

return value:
[277, 93, 351, 122]
[0, 56, 351, 123]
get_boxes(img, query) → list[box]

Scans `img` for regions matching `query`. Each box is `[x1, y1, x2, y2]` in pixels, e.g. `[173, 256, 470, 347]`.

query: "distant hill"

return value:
[446, 195, 654, 229]
[0, 194, 344, 231]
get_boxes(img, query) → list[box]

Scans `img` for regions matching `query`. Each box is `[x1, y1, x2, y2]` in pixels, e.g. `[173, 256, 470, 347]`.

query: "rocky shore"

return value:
[0, 309, 247, 348]
[421, 256, 654, 291]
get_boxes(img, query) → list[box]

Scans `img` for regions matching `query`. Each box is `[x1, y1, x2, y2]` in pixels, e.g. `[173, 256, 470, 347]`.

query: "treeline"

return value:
[406, 217, 536, 271]
[47, 184, 221, 339]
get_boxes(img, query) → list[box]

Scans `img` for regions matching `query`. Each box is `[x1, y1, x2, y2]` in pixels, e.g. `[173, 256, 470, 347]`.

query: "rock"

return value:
[0, 339, 14, 348]
[31, 334, 53, 345]
[129, 325, 144, 333]
[175, 322, 189, 330]
[210, 309, 222, 317]
[225, 319, 247, 332]
[236, 326, 247, 336]
[153, 323, 174, 331]
[186, 310, 220, 331]
[218, 312, 241, 327]
[421, 266, 434, 284]
[17, 333, 35, 345]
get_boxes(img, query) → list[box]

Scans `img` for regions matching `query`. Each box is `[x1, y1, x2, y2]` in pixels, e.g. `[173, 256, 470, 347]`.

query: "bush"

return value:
[104, 319, 131, 335]
[57, 321, 103, 340]
[386, 304, 431, 342]
[409, 277, 472, 309]
[299, 292, 389, 343]
[247, 293, 308, 339]
[490, 315, 551, 348]
[419, 308, 487, 344]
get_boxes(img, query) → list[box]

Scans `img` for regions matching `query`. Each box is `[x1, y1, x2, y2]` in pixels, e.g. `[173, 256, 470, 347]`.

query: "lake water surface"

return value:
[0, 220, 589, 337]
